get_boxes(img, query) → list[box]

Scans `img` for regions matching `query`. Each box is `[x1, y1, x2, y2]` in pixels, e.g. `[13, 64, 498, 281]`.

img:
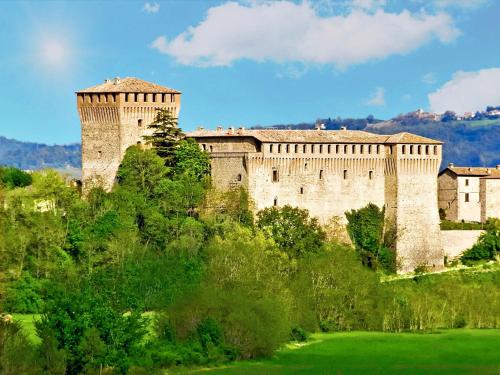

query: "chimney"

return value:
[104, 78, 111, 83]
[496, 165, 500, 170]
[340, 126, 347, 131]
[448, 162, 454, 168]
[237, 126, 245, 134]
[197, 126, 204, 131]
[228, 127, 235, 134]
[113, 77, 121, 85]
[314, 122, 325, 130]
[216, 126, 223, 133]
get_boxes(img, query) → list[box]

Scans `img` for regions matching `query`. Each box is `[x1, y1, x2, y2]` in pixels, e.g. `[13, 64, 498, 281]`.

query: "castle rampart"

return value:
[189, 128, 444, 273]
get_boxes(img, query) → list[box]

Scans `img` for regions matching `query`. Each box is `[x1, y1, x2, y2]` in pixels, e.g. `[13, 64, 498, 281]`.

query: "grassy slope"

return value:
[204, 330, 500, 375]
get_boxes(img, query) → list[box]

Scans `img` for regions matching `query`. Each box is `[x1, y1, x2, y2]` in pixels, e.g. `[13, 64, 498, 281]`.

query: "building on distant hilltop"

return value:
[438, 164, 500, 223]
[188, 127, 444, 273]
[76, 77, 181, 193]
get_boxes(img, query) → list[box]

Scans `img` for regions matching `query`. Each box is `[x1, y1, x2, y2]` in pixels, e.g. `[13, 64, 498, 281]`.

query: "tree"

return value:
[345, 203, 395, 272]
[256, 205, 325, 258]
[36, 282, 147, 374]
[174, 138, 211, 181]
[143, 109, 184, 166]
[0, 167, 32, 189]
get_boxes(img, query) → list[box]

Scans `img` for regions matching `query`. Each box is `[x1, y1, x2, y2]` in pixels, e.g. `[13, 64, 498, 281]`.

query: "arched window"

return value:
[410, 145, 414, 154]
[274, 197, 278, 206]
[138, 119, 143, 127]
[270, 144, 274, 153]
[344, 145, 348, 154]
[418, 145, 422, 154]
[278, 144, 282, 153]
[352, 145, 356, 154]
[425, 145, 430, 155]
[237, 174, 242, 181]
[402, 145, 406, 154]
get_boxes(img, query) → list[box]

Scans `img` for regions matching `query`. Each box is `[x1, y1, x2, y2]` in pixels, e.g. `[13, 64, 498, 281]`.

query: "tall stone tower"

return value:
[76, 77, 181, 193]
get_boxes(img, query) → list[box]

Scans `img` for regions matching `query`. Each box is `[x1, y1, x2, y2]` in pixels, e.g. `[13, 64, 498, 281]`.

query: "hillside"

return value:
[0, 136, 81, 174]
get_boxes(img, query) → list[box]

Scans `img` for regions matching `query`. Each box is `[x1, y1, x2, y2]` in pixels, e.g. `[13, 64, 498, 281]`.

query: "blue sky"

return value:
[1, 0, 500, 144]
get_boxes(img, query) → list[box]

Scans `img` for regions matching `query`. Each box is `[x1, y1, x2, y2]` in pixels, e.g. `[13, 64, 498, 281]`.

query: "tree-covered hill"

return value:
[0, 136, 81, 171]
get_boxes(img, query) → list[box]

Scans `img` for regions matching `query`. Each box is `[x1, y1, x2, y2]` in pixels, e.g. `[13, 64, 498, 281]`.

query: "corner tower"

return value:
[76, 77, 181, 193]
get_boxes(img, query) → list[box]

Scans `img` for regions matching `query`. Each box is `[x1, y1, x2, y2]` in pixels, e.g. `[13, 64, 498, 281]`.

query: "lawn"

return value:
[201, 330, 500, 375]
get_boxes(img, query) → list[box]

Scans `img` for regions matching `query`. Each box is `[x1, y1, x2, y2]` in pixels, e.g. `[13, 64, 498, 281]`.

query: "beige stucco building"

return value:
[438, 164, 500, 223]
[189, 128, 444, 273]
[76, 77, 181, 193]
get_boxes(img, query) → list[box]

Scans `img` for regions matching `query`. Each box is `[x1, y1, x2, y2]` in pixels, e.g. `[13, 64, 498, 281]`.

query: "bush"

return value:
[257, 205, 325, 258]
[461, 219, 500, 264]
[3, 272, 44, 313]
[290, 326, 309, 342]
[0, 166, 32, 189]
[0, 320, 39, 374]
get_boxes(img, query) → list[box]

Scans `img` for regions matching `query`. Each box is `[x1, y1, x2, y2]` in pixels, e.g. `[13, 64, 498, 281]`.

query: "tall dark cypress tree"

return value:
[143, 109, 184, 166]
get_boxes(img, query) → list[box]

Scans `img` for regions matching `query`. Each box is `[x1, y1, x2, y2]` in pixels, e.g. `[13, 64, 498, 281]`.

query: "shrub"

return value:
[290, 326, 309, 342]
[257, 205, 325, 258]
[0, 166, 32, 189]
[461, 219, 500, 264]
[3, 272, 44, 313]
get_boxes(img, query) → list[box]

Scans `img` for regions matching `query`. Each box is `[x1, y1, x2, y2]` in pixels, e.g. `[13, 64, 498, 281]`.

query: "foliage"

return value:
[257, 205, 325, 258]
[3, 272, 44, 313]
[460, 219, 500, 264]
[174, 138, 211, 181]
[345, 203, 395, 272]
[36, 282, 148, 374]
[440, 220, 484, 230]
[0, 166, 32, 189]
[143, 108, 184, 166]
[0, 320, 39, 374]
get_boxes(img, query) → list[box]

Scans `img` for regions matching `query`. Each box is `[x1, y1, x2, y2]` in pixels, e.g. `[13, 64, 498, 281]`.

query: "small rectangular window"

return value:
[344, 145, 348, 154]
[209, 145, 213, 152]
[286, 144, 290, 153]
[274, 197, 278, 206]
[343, 169, 348, 179]
[319, 145, 323, 153]
[434, 146, 438, 155]
[328, 145, 331, 154]
[369, 170, 373, 180]
[295, 144, 298, 153]
[300, 187, 304, 194]
[465, 179, 469, 186]
[336, 145, 339, 154]
[138, 119, 143, 127]
[237, 174, 242, 181]
[410, 145, 414, 154]
[272, 170, 279, 182]
[98, 151, 102, 158]
[465, 193, 470, 202]
[360, 145, 364, 154]
[311, 145, 315, 154]
[376, 145, 380, 154]
[368, 145, 372, 154]
[303, 145, 307, 153]
[425, 146, 430, 155]
[352, 145, 356, 154]
[270, 144, 274, 153]
[319, 170, 324, 180]
[402, 145, 406, 154]
[418, 145, 422, 154]
[278, 144, 282, 153]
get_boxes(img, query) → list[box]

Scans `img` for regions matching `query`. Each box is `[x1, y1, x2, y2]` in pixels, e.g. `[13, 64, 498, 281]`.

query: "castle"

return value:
[76, 77, 181, 192]
[77, 78, 444, 273]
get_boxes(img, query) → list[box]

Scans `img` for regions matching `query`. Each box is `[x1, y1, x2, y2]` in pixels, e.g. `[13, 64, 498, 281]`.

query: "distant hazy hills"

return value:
[0, 136, 81, 177]
[1, 116, 499, 174]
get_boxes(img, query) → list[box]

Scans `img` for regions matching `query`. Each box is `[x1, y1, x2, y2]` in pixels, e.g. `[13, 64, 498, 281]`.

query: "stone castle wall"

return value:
[195, 135, 444, 273]
[77, 92, 180, 193]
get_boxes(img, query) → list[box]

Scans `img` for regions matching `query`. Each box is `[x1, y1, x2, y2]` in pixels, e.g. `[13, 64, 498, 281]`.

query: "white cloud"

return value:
[428, 68, 500, 113]
[421, 72, 437, 84]
[366, 87, 386, 106]
[151, 1, 459, 68]
[143, 2, 160, 14]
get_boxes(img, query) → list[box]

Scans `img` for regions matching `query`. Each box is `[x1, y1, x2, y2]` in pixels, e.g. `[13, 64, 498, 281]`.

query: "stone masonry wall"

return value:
[481, 178, 500, 222]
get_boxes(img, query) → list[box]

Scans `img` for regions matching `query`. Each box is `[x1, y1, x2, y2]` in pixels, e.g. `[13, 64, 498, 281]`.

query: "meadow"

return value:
[203, 330, 500, 375]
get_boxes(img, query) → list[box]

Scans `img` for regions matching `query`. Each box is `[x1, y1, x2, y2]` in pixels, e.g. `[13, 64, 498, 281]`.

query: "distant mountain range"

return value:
[0, 136, 81, 177]
[1, 111, 499, 173]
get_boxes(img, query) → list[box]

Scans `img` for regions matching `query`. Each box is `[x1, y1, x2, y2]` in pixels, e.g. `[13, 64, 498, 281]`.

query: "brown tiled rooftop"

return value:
[187, 129, 442, 145]
[445, 166, 500, 178]
[76, 77, 180, 94]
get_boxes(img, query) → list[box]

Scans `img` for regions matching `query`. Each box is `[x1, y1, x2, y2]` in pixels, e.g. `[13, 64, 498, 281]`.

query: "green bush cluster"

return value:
[461, 219, 500, 264]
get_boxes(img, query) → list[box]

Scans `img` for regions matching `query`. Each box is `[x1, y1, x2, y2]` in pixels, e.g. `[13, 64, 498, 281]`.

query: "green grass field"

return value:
[12, 315, 500, 374]
[202, 330, 500, 375]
